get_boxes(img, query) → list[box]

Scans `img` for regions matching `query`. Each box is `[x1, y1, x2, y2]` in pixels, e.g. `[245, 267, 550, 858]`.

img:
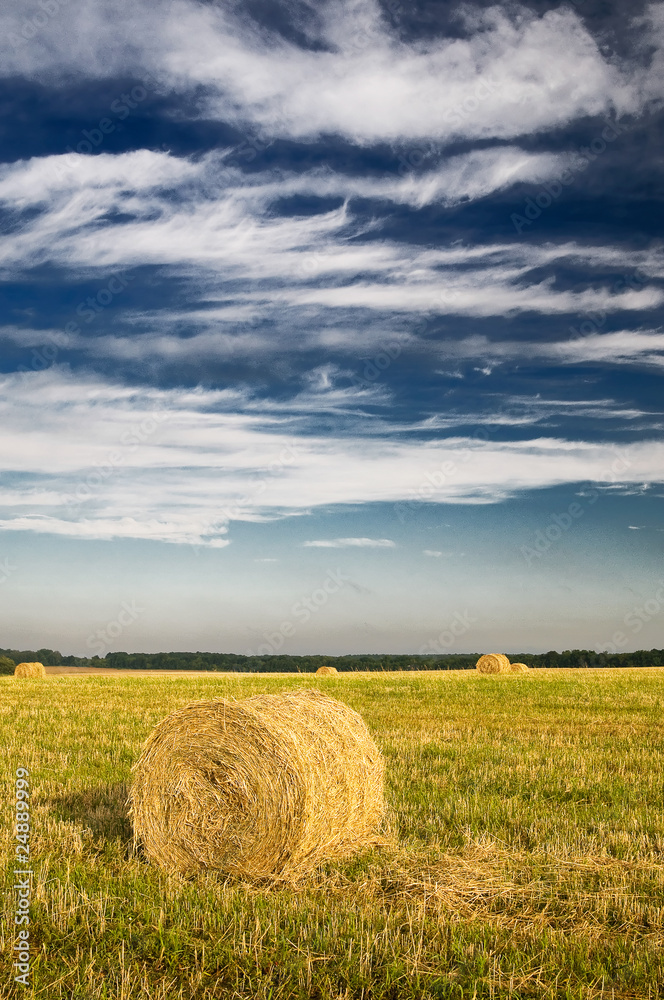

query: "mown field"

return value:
[2, 668, 663, 999]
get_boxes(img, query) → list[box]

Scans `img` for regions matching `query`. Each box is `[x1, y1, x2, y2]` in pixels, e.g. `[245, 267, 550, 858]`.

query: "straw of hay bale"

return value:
[129, 689, 384, 881]
[475, 654, 510, 674]
[14, 662, 46, 678]
[315, 665, 338, 675]
[509, 661, 530, 672]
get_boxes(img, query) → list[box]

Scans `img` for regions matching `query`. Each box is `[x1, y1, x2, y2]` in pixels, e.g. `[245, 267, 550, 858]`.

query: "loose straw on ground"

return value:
[129, 689, 384, 881]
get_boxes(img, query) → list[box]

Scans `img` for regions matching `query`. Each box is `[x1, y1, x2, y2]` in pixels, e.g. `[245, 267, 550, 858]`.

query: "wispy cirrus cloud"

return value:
[432, 328, 664, 371]
[1, 151, 662, 341]
[303, 537, 396, 548]
[0, 148, 578, 276]
[0, 369, 662, 546]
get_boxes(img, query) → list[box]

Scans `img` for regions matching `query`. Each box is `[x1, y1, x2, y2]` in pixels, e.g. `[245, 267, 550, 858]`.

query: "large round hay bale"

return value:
[315, 666, 338, 675]
[14, 662, 46, 678]
[509, 661, 530, 672]
[129, 689, 384, 881]
[475, 654, 510, 674]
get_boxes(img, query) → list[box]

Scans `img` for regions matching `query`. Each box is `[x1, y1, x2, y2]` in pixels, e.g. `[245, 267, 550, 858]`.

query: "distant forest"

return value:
[1, 647, 663, 673]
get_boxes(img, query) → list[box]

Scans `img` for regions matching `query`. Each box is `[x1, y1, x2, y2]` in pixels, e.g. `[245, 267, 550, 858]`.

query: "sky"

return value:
[0, 0, 663, 658]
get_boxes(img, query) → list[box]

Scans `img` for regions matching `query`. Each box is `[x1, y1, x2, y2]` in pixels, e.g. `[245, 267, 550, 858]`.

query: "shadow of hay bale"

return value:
[48, 782, 132, 845]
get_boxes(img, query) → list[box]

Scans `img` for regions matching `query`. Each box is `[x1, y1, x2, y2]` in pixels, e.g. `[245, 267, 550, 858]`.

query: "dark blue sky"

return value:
[0, 0, 662, 655]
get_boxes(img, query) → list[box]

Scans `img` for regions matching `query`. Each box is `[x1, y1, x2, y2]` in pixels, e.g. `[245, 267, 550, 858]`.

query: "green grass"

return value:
[1, 669, 663, 999]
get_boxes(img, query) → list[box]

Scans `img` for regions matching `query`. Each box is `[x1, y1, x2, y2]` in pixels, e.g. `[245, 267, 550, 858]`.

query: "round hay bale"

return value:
[509, 661, 530, 672]
[14, 662, 46, 678]
[475, 654, 510, 674]
[315, 666, 338, 675]
[129, 689, 384, 881]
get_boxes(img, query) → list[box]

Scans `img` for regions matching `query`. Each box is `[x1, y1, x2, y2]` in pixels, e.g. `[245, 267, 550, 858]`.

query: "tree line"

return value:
[1, 647, 663, 673]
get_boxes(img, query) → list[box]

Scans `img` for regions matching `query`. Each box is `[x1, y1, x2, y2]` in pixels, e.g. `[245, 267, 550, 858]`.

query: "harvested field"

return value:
[44, 666, 220, 676]
[3, 667, 663, 999]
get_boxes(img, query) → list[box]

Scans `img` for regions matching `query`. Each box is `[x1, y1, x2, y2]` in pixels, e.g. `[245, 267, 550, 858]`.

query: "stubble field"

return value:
[1, 668, 663, 999]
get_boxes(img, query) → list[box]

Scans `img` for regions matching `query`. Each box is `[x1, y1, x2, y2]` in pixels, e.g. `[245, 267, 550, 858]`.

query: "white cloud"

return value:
[279, 276, 663, 317]
[1, 151, 662, 331]
[220, 147, 576, 209]
[303, 537, 396, 548]
[1, 1, 659, 145]
[0, 149, 578, 279]
[550, 329, 664, 367]
[0, 513, 231, 547]
[0, 369, 662, 545]
[433, 328, 664, 371]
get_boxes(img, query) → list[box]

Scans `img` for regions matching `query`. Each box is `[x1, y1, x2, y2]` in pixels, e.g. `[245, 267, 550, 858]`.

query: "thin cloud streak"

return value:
[303, 537, 396, 548]
[0, 370, 661, 545]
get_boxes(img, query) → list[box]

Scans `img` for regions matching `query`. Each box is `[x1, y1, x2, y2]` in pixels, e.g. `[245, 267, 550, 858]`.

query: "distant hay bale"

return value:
[509, 662, 530, 672]
[129, 689, 384, 881]
[475, 654, 510, 674]
[14, 662, 46, 678]
[315, 666, 338, 675]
